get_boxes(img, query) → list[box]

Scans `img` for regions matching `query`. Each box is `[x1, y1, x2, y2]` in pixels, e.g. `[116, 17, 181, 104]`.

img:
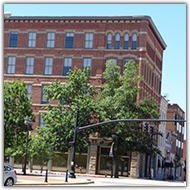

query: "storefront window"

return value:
[75, 154, 87, 169]
[52, 153, 68, 167]
[100, 147, 112, 170]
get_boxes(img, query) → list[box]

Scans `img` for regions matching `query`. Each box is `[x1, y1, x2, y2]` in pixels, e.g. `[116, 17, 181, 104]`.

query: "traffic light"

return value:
[150, 126, 154, 134]
[144, 122, 148, 133]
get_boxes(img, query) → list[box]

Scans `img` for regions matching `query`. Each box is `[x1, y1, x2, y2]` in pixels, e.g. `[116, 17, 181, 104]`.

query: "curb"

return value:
[14, 180, 94, 186]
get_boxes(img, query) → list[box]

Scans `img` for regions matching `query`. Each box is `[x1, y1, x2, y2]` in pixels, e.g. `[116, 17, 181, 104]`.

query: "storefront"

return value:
[97, 146, 130, 176]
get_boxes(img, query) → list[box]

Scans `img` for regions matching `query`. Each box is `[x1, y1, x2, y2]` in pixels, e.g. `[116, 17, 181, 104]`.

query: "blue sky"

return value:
[3, 4, 187, 116]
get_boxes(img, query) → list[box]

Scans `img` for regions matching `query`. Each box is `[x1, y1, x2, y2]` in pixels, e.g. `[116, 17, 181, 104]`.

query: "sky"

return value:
[3, 2, 187, 137]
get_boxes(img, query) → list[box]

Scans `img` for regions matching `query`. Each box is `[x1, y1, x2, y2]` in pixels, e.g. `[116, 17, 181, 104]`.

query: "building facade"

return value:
[156, 95, 168, 179]
[4, 15, 166, 177]
[166, 104, 185, 180]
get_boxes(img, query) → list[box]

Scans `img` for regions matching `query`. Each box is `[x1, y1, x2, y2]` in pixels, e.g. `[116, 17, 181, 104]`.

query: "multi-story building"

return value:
[4, 15, 166, 177]
[155, 95, 168, 179]
[166, 104, 185, 180]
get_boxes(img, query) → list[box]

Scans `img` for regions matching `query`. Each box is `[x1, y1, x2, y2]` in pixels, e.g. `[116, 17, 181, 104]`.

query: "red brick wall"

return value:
[4, 17, 165, 131]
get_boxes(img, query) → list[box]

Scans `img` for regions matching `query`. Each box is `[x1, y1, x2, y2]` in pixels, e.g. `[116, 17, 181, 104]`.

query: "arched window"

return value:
[114, 33, 120, 49]
[106, 33, 112, 49]
[123, 33, 129, 49]
[131, 33, 137, 49]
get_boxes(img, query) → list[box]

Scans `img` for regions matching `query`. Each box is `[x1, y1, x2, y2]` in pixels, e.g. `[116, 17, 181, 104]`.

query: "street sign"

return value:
[69, 141, 75, 147]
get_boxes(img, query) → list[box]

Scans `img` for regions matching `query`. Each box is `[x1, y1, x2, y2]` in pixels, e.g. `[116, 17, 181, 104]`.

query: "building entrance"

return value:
[97, 146, 130, 176]
[118, 157, 129, 176]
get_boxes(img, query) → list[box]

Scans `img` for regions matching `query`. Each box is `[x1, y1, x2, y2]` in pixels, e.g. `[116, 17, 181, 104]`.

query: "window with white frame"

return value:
[26, 84, 32, 100]
[25, 57, 34, 75]
[131, 33, 137, 49]
[106, 33, 112, 49]
[107, 58, 117, 65]
[65, 33, 74, 48]
[44, 57, 53, 75]
[123, 33, 129, 49]
[63, 57, 72, 76]
[46, 32, 55, 48]
[7, 57, 16, 74]
[84, 33, 93, 49]
[27, 32, 36, 48]
[39, 114, 47, 127]
[123, 59, 134, 74]
[114, 33, 120, 49]
[83, 58, 92, 75]
[41, 85, 49, 104]
[9, 32, 18, 47]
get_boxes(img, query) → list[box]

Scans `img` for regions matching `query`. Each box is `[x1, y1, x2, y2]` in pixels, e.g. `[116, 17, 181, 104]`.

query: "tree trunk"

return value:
[40, 165, 43, 173]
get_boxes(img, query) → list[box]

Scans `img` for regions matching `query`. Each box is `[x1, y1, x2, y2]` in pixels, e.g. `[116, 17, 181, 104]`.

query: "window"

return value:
[26, 84, 32, 100]
[39, 114, 47, 127]
[83, 58, 92, 75]
[52, 153, 68, 167]
[123, 33, 129, 49]
[107, 58, 117, 65]
[84, 33, 93, 49]
[123, 59, 134, 74]
[63, 58, 72, 76]
[41, 85, 49, 104]
[9, 32, 18, 47]
[44, 57, 53, 75]
[106, 33, 112, 49]
[65, 33, 74, 48]
[131, 33, 137, 49]
[114, 33, 120, 49]
[7, 57, 16, 74]
[25, 57, 34, 75]
[27, 32, 36, 48]
[46, 32, 55, 48]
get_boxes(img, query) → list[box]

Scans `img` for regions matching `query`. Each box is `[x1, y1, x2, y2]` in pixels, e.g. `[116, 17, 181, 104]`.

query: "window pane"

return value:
[131, 34, 137, 49]
[9, 33, 18, 47]
[44, 58, 53, 75]
[7, 57, 16, 74]
[65, 34, 74, 48]
[25, 57, 34, 75]
[28, 32, 36, 48]
[85, 33, 93, 48]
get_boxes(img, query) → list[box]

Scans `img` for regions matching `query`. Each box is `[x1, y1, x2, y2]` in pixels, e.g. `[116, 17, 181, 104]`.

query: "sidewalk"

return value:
[15, 169, 94, 186]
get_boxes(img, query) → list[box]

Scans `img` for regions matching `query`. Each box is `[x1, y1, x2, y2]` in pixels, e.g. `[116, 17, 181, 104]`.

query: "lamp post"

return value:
[110, 133, 117, 178]
[69, 107, 79, 178]
[23, 118, 33, 175]
[148, 125, 154, 179]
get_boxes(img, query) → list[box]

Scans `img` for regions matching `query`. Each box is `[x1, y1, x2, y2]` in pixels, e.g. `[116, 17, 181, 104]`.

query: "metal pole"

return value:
[78, 119, 185, 131]
[65, 169, 68, 182]
[148, 126, 154, 179]
[23, 125, 29, 175]
[69, 107, 79, 178]
[44, 169, 48, 182]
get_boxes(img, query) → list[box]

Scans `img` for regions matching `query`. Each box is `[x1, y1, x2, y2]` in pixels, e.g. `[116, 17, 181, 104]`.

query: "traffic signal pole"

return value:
[69, 108, 186, 179]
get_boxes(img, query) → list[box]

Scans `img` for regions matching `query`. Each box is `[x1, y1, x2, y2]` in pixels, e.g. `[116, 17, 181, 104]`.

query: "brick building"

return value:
[166, 104, 185, 180]
[4, 15, 166, 177]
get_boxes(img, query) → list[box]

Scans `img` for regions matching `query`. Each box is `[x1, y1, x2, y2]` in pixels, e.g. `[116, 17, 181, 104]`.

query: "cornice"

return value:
[4, 15, 167, 51]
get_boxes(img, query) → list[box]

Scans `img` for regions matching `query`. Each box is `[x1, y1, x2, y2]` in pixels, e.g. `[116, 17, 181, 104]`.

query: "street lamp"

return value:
[4, 12, 12, 18]
[23, 118, 33, 175]
[148, 125, 154, 179]
[110, 133, 117, 178]
[69, 107, 79, 178]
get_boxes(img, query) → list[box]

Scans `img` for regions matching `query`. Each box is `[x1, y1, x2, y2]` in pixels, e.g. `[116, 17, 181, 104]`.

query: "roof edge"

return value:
[4, 15, 167, 49]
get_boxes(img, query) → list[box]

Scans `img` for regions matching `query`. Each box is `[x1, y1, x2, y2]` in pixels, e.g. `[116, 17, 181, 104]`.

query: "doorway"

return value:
[118, 157, 129, 176]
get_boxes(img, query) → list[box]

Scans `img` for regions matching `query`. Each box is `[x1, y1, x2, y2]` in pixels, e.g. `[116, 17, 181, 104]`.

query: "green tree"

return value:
[29, 126, 56, 173]
[174, 151, 182, 179]
[41, 66, 98, 154]
[97, 60, 161, 177]
[4, 80, 35, 156]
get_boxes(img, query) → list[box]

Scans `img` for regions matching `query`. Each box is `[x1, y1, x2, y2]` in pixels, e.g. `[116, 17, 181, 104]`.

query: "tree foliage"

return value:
[41, 66, 98, 153]
[4, 80, 35, 154]
[96, 60, 161, 161]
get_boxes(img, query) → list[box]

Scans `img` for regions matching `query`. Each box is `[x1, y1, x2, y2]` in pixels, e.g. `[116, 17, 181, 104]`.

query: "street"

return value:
[15, 174, 186, 186]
